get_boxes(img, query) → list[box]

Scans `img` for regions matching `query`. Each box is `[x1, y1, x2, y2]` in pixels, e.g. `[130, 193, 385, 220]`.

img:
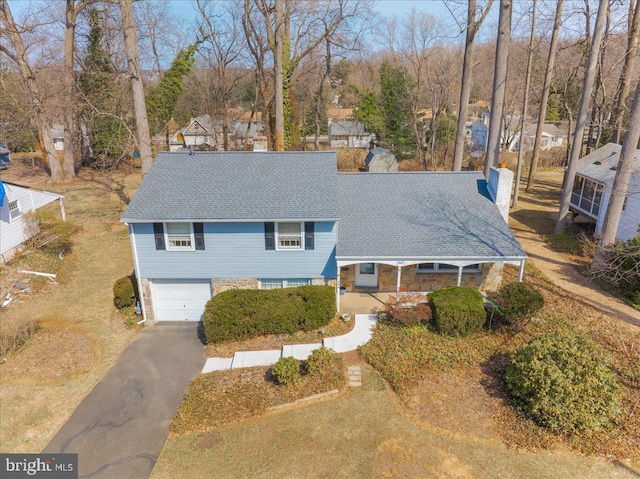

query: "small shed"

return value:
[365, 147, 398, 172]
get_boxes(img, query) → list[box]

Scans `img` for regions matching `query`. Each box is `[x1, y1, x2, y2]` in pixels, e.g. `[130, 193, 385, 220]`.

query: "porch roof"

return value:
[336, 172, 526, 261]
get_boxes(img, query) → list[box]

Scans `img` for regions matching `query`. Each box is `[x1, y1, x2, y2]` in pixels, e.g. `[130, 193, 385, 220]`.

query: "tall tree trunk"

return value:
[597, 79, 640, 247]
[526, 0, 563, 191]
[612, 0, 640, 144]
[274, 0, 285, 151]
[0, 1, 64, 181]
[555, 0, 609, 234]
[484, 0, 512, 178]
[452, 0, 494, 171]
[513, 0, 537, 209]
[63, 0, 81, 177]
[586, 6, 609, 155]
[120, 0, 153, 175]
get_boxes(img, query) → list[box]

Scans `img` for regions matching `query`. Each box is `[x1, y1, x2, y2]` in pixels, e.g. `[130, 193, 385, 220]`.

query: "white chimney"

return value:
[488, 164, 513, 222]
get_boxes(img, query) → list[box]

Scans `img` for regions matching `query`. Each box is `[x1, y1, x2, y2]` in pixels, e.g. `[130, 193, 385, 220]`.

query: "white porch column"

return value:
[518, 260, 525, 282]
[396, 264, 402, 293]
[59, 198, 66, 221]
[457, 266, 463, 287]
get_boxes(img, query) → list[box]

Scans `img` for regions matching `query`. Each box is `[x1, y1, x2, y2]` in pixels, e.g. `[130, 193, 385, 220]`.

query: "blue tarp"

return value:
[0, 181, 5, 207]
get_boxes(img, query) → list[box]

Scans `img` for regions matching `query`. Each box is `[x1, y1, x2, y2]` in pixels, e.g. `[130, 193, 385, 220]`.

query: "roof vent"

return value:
[610, 166, 617, 171]
[593, 161, 601, 165]
[189, 145, 194, 156]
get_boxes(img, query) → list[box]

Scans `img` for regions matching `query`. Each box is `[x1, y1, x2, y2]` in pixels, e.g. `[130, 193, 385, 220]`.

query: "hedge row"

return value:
[204, 285, 335, 343]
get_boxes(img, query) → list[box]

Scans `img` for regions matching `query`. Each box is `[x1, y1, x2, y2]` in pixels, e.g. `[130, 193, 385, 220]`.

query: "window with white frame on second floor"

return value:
[276, 222, 303, 250]
[8, 200, 21, 221]
[166, 222, 193, 250]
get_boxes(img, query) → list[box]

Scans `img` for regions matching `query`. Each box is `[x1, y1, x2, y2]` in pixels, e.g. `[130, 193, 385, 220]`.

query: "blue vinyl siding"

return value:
[132, 221, 337, 279]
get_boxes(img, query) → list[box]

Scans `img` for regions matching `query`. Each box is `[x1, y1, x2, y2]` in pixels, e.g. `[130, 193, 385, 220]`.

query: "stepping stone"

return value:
[348, 365, 362, 387]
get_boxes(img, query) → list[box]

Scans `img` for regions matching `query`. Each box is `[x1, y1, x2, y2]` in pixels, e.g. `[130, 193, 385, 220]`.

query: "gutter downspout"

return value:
[518, 259, 525, 282]
[128, 223, 147, 324]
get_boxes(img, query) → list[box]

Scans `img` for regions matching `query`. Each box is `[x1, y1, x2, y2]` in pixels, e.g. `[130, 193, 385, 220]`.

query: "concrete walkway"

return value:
[202, 313, 377, 373]
[44, 322, 205, 479]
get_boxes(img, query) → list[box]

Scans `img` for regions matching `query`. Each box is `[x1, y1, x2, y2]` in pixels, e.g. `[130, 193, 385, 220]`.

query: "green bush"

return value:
[204, 286, 335, 343]
[305, 346, 339, 375]
[429, 287, 486, 336]
[113, 274, 136, 309]
[272, 357, 301, 385]
[505, 334, 621, 434]
[492, 282, 544, 328]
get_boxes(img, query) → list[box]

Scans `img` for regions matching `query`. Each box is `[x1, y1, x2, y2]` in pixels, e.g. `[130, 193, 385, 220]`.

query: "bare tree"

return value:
[451, 0, 494, 171]
[484, 0, 512, 178]
[119, 0, 153, 175]
[0, 0, 64, 181]
[611, 0, 640, 144]
[555, 0, 609, 234]
[525, 0, 564, 191]
[512, 0, 537, 209]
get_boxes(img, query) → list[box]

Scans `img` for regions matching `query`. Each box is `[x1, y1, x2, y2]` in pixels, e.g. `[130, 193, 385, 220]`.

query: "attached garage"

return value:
[151, 279, 212, 321]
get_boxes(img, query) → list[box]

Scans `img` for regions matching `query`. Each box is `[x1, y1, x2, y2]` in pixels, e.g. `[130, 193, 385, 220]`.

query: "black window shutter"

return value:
[153, 223, 165, 250]
[265, 222, 275, 250]
[194, 223, 205, 250]
[304, 222, 315, 250]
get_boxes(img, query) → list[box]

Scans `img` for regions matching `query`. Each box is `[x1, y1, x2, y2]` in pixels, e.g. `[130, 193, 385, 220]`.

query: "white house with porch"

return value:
[569, 143, 640, 241]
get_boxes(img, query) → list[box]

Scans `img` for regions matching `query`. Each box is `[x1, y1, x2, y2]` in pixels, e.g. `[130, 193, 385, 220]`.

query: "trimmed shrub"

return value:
[305, 346, 340, 375]
[429, 287, 485, 336]
[272, 357, 301, 385]
[492, 282, 544, 328]
[204, 286, 335, 343]
[113, 275, 136, 309]
[505, 334, 621, 434]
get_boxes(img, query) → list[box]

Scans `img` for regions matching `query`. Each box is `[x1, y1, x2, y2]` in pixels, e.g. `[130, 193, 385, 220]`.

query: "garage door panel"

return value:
[152, 279, 212, 321]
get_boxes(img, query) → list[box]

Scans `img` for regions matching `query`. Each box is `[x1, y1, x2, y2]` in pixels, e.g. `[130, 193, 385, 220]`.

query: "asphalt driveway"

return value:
[44, 322, 205, 478]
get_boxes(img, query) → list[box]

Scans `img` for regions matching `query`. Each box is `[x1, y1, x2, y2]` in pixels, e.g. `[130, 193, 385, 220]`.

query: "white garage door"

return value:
[152, 279, 212, 321]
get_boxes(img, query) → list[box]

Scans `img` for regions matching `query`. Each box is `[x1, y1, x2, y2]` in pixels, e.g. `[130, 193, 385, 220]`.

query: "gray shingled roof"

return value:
[337, 172, 526, 260]
[576, 143, 640, 183]
[329, 120, 368, 136]
[122, 151, 339, 222]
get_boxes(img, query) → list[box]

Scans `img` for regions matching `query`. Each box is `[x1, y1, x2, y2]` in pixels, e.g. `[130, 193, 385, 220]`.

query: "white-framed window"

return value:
[276, 222, 303, 250]
[165, 222, 194, 250]
[416, 263, 482, 273]
[259, 278, 311, 289]
[8, 200, 21, 221]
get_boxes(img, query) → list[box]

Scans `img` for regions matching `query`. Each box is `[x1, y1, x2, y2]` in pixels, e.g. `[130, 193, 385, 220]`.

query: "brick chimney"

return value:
[488, 163, 513, 222]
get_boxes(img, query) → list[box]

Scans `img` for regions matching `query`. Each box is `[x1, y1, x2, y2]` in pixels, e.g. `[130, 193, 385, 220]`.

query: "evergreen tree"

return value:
[379, 61, 412, 152]
[78, 8, 127, 166]
[146, 43, 199, 136]
[352, 86, 383, 138]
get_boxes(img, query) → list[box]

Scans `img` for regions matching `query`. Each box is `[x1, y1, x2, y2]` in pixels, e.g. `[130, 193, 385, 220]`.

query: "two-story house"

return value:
[122, 151, 527, 323]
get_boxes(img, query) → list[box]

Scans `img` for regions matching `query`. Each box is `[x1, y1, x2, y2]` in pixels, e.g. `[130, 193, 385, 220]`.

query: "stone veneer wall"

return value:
[211, 278, 259, 294]
[140, 278, 155, 323]
[340, 263, 504, 293]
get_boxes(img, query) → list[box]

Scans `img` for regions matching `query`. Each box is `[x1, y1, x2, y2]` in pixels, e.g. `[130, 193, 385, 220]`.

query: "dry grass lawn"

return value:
[0, 157, 141, 452]
[152, 366, 639, 479]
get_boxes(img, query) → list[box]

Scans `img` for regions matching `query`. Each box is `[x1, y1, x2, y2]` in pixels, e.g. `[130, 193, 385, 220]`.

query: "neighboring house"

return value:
[169, 115, 213, 151]
[122, 151, 526, 323]
[0, 181, 66, 262]
[471, 111, 565, 153]
[569, 143, 640, 241]
[328, 119, 375, 148]
[0, 145, 10, 168]
[51, 124, 65, 151]
[471, 109, 490, 151]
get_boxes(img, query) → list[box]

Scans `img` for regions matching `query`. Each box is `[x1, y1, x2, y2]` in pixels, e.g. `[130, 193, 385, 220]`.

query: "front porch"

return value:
[335, 259, 526, 312]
